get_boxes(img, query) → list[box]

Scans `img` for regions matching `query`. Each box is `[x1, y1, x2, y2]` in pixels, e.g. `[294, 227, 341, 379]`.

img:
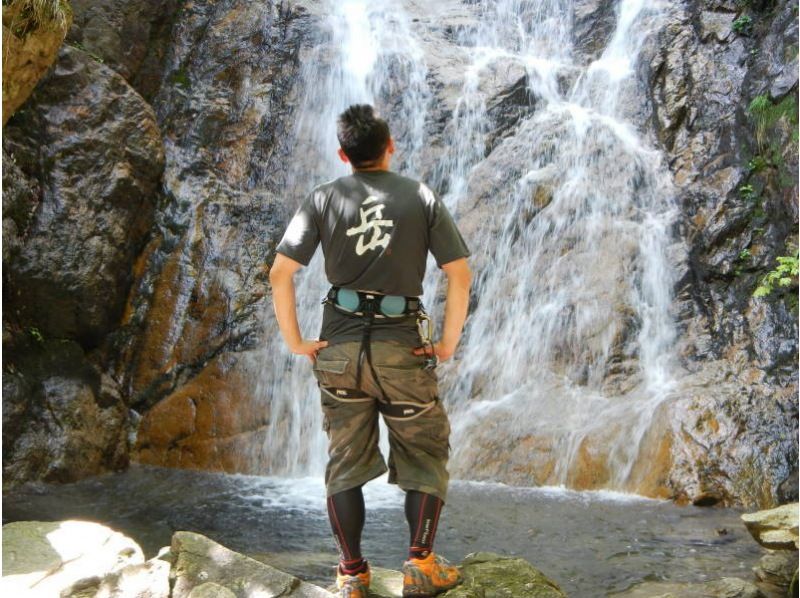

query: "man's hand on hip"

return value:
[292, 339, 329, 363]
[412, 341, 455, 363]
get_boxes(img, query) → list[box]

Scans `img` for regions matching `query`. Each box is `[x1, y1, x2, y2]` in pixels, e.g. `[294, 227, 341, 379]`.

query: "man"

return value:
[270, 104, 471, 598]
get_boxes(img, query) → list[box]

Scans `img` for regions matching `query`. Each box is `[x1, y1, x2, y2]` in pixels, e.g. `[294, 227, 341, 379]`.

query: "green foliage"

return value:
[732, 14, 753, 35]
[747, 155, 769, 173]
[754, 251, 799, 298]
[171, 69, 191, 89]
[748, 93, 799, 149]
[27, 326, 44, 343]
[738, 248, 752, 261]
[4, 0, 72, 38]
[739, 183, 756, 201]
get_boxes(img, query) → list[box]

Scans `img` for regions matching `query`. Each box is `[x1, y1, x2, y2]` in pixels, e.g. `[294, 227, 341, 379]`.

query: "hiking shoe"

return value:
[336, 561, 371, 598]
[402, 552, 462, 597]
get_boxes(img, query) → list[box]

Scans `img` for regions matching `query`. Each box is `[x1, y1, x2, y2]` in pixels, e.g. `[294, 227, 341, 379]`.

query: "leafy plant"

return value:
[739, 183, 756, 201]
[747, 155, 769, 173]
[732, 14, 753, 35]
[171, 69, 191, 89]
[27, 326, 44, 343]
[754, 251, 799, 297]
[739, 248, 752, 261]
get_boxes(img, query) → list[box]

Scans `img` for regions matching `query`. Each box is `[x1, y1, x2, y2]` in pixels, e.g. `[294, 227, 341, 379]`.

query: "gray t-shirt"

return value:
[275, 170, 470, 345]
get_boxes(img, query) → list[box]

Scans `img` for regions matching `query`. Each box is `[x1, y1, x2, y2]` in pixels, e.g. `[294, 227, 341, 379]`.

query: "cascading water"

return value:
[255, 0, 432, 475]
[257, 0, 679, 494]
[438, 0, 678, 491]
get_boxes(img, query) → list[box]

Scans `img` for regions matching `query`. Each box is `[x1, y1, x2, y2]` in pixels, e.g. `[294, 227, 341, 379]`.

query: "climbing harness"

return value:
[321, 286, 439, 416]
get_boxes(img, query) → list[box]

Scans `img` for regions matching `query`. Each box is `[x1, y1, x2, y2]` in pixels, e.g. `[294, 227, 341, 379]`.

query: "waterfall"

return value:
[255, 0, 432, 475]
[257, 0, 678, 494]
[440, 0, 677, 490]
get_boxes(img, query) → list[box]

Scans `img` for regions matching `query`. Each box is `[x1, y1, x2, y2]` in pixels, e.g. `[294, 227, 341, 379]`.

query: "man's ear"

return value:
[337, 148, 350, 163]
[387, 137, 396, 155]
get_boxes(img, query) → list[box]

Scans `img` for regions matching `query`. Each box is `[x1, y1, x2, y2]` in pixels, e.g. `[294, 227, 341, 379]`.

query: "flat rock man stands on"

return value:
[270, 104, 472, 598]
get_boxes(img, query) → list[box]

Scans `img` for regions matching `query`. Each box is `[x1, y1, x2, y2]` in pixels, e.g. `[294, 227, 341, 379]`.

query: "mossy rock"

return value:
[365, 553, 565, 598]
[444, 552, 566, 598]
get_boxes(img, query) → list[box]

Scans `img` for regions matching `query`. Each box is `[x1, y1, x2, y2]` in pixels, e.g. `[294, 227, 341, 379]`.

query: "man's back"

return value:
[277, 169, 469, 345]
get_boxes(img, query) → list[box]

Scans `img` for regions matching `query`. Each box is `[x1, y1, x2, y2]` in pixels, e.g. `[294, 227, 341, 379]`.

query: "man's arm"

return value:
[414, 257, 471, 362]
[269, 253, 328, 362]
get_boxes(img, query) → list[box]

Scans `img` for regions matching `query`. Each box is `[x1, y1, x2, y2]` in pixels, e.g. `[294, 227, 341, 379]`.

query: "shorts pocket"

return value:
[372, 363, 437, 404]
[313, 357, 352, 388]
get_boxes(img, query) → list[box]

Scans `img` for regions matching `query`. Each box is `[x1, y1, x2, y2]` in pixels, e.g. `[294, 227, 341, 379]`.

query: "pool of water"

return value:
[2, 465, 764, 596]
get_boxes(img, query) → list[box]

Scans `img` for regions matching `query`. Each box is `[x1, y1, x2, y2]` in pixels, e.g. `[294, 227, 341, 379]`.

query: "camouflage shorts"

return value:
[311, 340, 451, 502]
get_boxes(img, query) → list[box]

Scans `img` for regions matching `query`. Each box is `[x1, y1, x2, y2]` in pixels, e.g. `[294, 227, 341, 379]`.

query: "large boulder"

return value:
[168, 531, 332, 597]
[1, 520, 146, 597]
[2, 337, 130, 487]
[741, 502, 800, 550]
[612, 577, 765, 598]
[337, 553, 566, 598]
[2, 44, 164, 487]
[64, 559, 171, 598]
[3, 45, 164, 350]
[752, 549, 799, 597]
[442, 552, 566, 598]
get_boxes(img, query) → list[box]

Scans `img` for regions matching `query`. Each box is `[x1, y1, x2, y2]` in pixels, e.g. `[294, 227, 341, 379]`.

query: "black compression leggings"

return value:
[327, 486, 366, 571]
[327, 487, 445, 568]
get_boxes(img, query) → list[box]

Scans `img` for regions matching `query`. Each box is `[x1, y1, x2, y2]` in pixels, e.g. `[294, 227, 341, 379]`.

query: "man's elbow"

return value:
[269, 253, 303, 284]
[460, 264, 472, 290]
[442, 257, 472, 290]
[269, 258, 291, 286]
[268, 263, 280, 285]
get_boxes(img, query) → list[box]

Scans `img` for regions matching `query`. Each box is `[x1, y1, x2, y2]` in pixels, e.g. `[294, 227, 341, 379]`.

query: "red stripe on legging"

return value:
[342, 557, 363, 565]
[328, 495, 351, 560]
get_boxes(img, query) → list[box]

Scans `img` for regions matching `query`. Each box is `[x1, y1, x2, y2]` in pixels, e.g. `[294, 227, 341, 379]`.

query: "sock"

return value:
[328, 486, 366, 572]
[405, 490, 444, 560]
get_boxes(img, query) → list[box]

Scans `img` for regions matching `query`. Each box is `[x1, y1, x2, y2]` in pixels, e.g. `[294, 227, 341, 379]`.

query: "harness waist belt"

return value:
[325, 286, 422, 318]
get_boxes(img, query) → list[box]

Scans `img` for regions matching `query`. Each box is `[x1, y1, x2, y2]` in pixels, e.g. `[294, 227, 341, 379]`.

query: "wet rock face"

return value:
[4, 46, 164, 349]
[115, 0, 311, 466]
[2, 46, 163, 487]
[66, 0, 180, 100]
[572, 0, 617, 61]
[648, 0, 799, 369]
[645, 0, 799, 507]
[2, 337, 130, 487]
